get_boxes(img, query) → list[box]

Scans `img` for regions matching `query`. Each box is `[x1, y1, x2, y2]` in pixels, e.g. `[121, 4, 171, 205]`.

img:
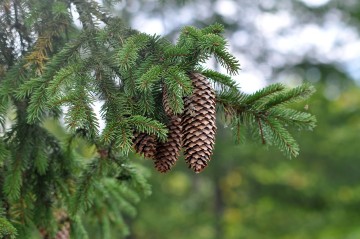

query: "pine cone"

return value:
[182, 73, 216, 173]
[133, 132, 157, 159]
[162, 85, 173, 116]
[154, 115, 182, 173]
[54, 222, 70, 239]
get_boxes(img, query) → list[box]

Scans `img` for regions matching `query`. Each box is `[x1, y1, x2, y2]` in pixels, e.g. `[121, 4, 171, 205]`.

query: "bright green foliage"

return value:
[0, 0, 315, 238]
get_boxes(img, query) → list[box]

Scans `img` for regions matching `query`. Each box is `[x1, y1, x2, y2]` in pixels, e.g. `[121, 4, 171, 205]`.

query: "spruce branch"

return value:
[244, 83, 286, 105]
[262, 83, 316, 109]
[0, 217, 17, 239]
[135, 65, 162, 92]
[216, 83, 315, 158]
[70, 156, 110, 215]
[118, 33, 151, 71]
[200, 68, 239, 90]
[127, 115, 168, 142]
[268, 108, 317, 130]
[261, 116, 300, 158]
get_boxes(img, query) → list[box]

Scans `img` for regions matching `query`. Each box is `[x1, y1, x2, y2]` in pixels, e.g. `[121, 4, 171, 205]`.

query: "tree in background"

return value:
[114, 1, 360, 238]
[0, 0, 316, 238]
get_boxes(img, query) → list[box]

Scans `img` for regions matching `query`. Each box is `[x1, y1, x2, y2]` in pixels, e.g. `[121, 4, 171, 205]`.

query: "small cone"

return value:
[154, 115, 182, 173]
[133, 132, 157, 159]
[182, 72, 216, 173]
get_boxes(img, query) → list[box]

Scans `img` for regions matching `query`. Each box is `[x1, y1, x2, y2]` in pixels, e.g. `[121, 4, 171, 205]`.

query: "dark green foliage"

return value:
[0, 0, 315, 238]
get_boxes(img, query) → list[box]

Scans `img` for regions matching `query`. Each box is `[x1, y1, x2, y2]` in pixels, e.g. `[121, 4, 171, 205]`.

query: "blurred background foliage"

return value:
[100, 0, 360, 238]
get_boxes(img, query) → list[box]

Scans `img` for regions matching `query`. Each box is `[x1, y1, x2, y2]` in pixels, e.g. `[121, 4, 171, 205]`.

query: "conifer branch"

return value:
[216, 83, 315, 157]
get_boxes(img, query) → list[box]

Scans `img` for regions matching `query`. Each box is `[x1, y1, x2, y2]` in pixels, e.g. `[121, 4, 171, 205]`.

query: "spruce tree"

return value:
[0, 0, 316, 238]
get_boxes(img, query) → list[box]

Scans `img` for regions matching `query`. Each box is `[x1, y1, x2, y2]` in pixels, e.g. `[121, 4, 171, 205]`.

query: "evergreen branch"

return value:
[135, 65, 162, 92]
[0, 60, 30, 99]
[3, 133, 35, 203]
[163, 45, 190, 60]
[0, 140, 10, 162]
[114, 161, 152, 197]
[245, 83, 286, 105]
[127, 115, 168, 142]
[261, 116, 300, 158]
[216, 85, 315, 158]
[0, 103, 7, 130]
[34, 143, 49, 175]
[70, 156, 110, 215]
[103, 178, 138, 217]
[100, 121, 118, 144]
[118, 33, 150, 71]
[268, 108, 317, 130]
[70, 215, 89, 239]
[0, 217, 17, 239]
[26, 84, 48, 123]
[257, 117, 266, 144]
[165, 67, 193, 95]
[47, 65, 77, 97]
[213, 48, 241, 75]
[41, 33, 86, 82]
[230, 116, 244, 144]
[72, 0, 110, 24]
[262, 83, 316, 109]
[113, 122, 133, 155]
[162, 83, 184, 114]
[199, 33, 226, 54]
[137, 91, 155, 115]
[14, 77, 43, 100]
[200, 23, 225, 35]
[200, 68, 239, 90]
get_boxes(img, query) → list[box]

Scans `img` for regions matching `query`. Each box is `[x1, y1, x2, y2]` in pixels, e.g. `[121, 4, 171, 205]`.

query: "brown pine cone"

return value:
[153, 115, 182, 173]
[133, 132, 157, 159]
[182, 72, 216, 173]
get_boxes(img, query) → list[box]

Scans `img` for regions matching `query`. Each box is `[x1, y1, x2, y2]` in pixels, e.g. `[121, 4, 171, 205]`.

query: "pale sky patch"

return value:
[299, 0, 331, 7]
[214, 0, 238, 17]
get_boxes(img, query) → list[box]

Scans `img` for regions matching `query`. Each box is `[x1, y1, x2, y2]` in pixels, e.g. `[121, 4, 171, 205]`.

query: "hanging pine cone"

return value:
[133, 132, 157, 159]
[182, 72, 216, 173]
[162, 85, 173, 116]
[154, 115, 182, 173]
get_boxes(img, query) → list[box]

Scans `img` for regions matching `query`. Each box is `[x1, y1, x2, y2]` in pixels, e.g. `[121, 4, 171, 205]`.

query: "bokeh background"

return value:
[103, 1, 360, 238]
